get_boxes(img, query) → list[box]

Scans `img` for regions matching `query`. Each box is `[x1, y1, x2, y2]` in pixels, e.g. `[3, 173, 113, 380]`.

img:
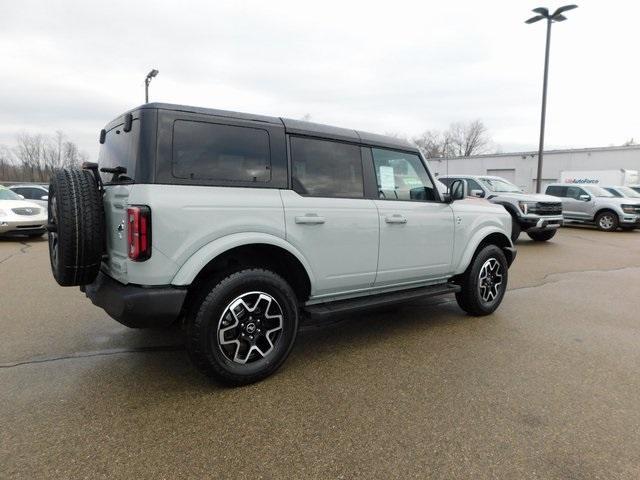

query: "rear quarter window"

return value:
[172, 120, 271, 183]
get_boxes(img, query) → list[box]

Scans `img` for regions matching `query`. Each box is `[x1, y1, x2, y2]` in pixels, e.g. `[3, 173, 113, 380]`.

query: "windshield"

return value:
[479, 178, 521, 193]
[0, 187, 22, 200]
[583, 185, 614, 197]
[615, 187, 640, 198]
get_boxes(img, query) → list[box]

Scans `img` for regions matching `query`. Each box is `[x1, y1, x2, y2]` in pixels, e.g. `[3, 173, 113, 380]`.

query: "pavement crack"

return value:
[509, 265, 639, 292]
[0, 240, 32, 264]
[0, 345, 185, 369]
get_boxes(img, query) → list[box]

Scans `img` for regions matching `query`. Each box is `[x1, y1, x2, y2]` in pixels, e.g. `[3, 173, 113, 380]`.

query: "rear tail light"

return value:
[127, 205, 151, 261]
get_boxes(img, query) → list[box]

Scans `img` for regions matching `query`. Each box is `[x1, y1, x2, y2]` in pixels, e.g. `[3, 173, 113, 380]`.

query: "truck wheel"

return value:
[527, 230, 557, 242]
[595, 211, 619, 232]
[186, 268, 299, 385]
[455, 245, 508, 316]
[510, 218, 521, 243]
[48, 168, 104, 286]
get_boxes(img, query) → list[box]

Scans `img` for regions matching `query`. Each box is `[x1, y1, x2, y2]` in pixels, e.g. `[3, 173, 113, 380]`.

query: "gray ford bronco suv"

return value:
[47, 103, 516, 385]
[439, 175, 563, 243]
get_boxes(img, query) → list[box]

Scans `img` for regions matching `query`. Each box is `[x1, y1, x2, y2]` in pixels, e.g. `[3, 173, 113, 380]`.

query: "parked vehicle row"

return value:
[435, 173, 640, 234]
[46, 103, 517, 385]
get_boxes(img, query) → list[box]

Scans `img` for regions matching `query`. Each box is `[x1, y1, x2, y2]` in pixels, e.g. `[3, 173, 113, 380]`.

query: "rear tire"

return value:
[48, 168, 104, 286]
[186, 268, 299, 385]
[527, 230, 557, 242]
[455, 245, 508, 316]
[595, 211, 619, 232]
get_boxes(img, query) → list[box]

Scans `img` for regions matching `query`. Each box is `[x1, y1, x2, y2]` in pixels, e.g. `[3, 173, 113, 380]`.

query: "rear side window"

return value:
[290, 137, 364, 198]
[172, 120, 271, 182]
[546, 186, 566, 197]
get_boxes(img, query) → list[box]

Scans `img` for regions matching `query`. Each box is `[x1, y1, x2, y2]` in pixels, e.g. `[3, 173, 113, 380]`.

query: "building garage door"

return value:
[486, 169, 516, 183]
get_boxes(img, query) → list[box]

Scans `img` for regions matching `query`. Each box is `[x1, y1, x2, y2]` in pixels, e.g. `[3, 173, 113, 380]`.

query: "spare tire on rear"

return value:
[48, 168, 105, 286]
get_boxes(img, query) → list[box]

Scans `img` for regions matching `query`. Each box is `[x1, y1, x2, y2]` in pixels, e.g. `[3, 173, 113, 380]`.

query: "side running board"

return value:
[303, 283, 460, 320]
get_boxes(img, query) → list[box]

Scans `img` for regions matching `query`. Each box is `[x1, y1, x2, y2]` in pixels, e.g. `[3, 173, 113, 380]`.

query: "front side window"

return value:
[290, 137, 364, 198]
[372, 148, 436, 201]
[566, 186, 585, 199]
[172, 120, 271, 183]
[467, 179, 485, 196]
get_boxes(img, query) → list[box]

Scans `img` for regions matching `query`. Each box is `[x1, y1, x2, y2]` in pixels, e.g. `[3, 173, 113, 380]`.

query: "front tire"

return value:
[186, 268, 299, 385]
[455, 245, 508, 316]
[595, 211, 619, 232]
[527, 229, 557, 242]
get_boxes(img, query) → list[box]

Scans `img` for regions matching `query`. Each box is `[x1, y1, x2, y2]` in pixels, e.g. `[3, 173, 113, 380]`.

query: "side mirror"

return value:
[470, 189, 484, 198]
[41, 195, 49, 201]
[579, 194, 590, 201]
[17, 194, 25, 199]
[445, 179, 467, 203]
[409, 187, 428, 201]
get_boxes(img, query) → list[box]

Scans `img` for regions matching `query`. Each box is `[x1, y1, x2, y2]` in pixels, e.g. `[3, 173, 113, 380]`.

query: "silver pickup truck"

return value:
[439, 175, 563, 242]
[546, 184, 640, 231]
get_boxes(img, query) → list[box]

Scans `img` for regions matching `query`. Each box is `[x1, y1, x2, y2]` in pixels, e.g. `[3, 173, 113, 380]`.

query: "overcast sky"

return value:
[1, 1, 638, 159]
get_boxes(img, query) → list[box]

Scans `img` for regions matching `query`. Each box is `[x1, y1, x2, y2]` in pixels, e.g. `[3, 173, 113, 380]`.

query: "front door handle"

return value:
[384, 214, 407, 224]
[295, 214, 326, 225]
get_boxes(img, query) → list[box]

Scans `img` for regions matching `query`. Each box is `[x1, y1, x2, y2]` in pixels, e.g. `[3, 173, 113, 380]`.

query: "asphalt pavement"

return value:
[1, 227, 640, 479]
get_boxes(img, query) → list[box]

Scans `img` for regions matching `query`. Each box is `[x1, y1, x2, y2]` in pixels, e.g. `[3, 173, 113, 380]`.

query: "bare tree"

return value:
[447, 120, 491, 157]
[0, 145, 15, 180]
[413, 130, 452, 158]
[2, 131, 87, 182]
[412, 120, 491, 159]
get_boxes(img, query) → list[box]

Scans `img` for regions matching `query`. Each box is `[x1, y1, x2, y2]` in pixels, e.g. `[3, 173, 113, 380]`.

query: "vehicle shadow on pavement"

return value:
[66, 298, 471, 392]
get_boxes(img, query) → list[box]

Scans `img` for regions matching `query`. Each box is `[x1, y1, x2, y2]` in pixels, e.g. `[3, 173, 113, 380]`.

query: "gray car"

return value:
[439, 175, 563, 242]
[546, 184, 640, 231]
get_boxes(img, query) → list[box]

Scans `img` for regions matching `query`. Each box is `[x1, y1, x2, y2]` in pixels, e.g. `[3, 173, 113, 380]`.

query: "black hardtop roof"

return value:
[113, 103, 417, 152]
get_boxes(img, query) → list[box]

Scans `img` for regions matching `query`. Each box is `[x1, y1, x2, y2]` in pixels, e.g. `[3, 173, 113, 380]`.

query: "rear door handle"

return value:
[295, 214, 326, 225]
[384, 214, 407, 224]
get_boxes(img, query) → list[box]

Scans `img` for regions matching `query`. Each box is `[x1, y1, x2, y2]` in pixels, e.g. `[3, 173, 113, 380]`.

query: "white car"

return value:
[0, 186, 47, 237]
[8, 184, 49, 209]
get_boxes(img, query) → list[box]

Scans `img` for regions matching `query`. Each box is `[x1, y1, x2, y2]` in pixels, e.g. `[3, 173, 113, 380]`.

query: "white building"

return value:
[429, 145, 640, 193]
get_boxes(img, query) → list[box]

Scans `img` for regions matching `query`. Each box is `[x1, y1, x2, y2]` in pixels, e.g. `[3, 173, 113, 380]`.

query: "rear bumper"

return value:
[81, 271, 187, 328]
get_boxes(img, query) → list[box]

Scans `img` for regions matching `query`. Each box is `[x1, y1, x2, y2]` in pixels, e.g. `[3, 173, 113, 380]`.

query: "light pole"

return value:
[144, 69, 159, 103]
[526, 5, 577, 192]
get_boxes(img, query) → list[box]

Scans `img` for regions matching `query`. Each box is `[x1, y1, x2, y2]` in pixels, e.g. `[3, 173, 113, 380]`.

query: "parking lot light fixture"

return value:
[144, 69, 159, 103]
[526, 5, 578, 193]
